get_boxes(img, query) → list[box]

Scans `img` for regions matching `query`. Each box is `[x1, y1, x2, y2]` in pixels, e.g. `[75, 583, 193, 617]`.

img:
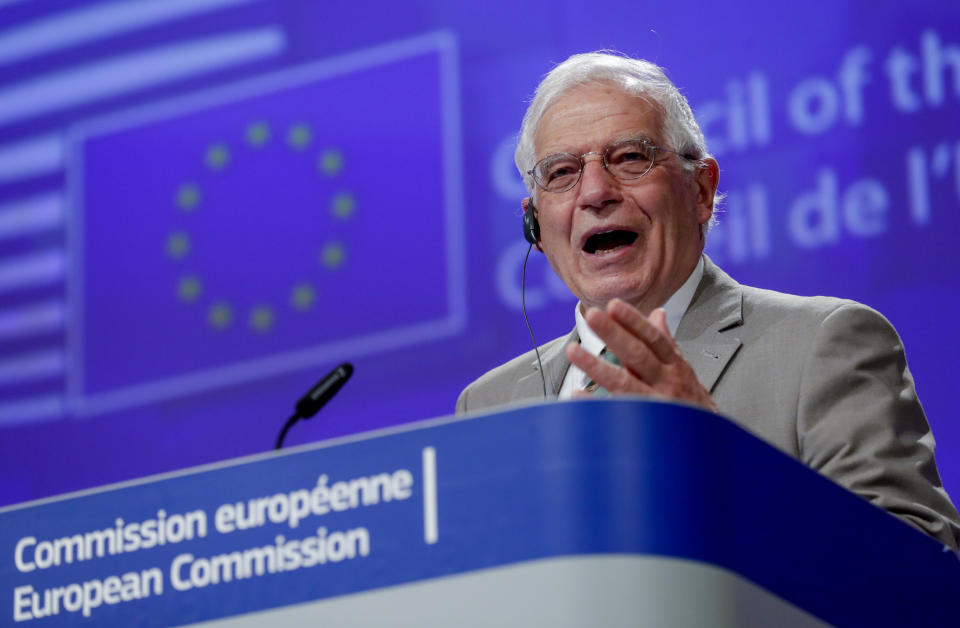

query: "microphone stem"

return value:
[275, 412, 300, 450]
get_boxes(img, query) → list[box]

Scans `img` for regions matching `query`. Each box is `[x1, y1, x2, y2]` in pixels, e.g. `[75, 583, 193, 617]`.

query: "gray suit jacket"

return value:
[457, 257, 960, 551]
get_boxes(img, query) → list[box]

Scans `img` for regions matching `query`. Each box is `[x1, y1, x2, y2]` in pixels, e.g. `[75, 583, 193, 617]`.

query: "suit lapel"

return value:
[512, 328, 578, 400]
[676, 257, 744, 393]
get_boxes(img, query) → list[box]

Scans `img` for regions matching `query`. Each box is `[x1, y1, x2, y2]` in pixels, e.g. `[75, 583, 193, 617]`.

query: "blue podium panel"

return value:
[2, 400, 958, 627]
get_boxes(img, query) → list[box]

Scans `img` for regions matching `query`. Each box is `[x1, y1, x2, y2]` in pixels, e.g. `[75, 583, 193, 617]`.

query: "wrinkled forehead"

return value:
[532, 81, 666, 157]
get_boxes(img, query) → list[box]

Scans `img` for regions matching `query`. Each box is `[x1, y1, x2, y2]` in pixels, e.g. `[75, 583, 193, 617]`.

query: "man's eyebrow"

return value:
[615, 134, 655, 144]
[539, 134, 656, 158]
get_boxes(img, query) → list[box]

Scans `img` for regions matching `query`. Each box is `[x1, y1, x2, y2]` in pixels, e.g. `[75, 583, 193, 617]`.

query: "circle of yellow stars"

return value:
[167, 120, 355, 333]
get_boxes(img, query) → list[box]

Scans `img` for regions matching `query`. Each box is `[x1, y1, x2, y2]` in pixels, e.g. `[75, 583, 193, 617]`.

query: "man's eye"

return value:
[547, 165, 577, 180]
[621, 151, 648, 162]
[610, 149, 651, 164]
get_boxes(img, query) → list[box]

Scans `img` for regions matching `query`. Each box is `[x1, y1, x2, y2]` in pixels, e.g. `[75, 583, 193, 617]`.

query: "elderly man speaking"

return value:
[457, 52, 960, 551]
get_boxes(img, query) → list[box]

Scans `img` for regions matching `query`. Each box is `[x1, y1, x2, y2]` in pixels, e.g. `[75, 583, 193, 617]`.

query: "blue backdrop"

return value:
[0, 0, 958, 508]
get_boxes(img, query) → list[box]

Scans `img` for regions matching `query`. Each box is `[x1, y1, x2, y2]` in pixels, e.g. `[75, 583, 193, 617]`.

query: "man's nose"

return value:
[578, 155, 620, 209]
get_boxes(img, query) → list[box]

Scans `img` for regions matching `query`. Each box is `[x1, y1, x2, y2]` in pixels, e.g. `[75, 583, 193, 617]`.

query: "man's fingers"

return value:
[606, 299, 678, 362]
[568, 301, 716, 411]
[581, 308, 660, 383]
[566, 322, 717, 412]
[566, 343, 653, 394]
[648, 307, 670, 337]
[583, 305, 677, 384]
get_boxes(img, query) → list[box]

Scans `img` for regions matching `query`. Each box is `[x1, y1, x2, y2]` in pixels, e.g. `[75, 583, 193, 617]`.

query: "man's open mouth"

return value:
[583, 230, 639, 254]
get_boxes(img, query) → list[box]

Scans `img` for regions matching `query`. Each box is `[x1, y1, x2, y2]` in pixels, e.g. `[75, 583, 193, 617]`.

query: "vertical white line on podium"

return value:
[422, 446, 438, 544]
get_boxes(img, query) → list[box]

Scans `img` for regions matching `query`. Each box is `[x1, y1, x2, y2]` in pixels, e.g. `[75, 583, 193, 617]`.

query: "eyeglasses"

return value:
[527, 138, 691, 193]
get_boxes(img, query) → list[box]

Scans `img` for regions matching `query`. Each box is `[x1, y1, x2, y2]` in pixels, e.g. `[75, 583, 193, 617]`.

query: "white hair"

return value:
[514, 52, 721, 223]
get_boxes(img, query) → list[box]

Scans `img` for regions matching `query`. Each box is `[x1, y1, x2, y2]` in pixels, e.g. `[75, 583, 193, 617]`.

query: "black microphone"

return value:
[275, 362, 353, 450]
[296, 362, 353, 418]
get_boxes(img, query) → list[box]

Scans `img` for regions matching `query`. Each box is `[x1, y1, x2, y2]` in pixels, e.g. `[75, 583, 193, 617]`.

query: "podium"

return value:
[2, 400, 958, 626]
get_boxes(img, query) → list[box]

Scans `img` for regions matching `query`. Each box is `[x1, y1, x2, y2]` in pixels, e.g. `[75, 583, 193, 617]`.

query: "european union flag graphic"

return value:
[67, 34, 464, 415]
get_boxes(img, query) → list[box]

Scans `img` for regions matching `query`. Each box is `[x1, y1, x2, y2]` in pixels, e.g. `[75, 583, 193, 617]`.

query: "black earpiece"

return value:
[523, 202, 542, 251]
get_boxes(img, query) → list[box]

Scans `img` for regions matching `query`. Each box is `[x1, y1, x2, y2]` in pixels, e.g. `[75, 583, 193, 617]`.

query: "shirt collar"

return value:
[663, 255, 704, 337]
[573, 255, 704, 357]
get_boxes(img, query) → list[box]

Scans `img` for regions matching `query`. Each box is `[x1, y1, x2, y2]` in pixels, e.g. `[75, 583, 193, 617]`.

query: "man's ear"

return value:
[522, 196, 536, 216]
[694, 158, 719, 225]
